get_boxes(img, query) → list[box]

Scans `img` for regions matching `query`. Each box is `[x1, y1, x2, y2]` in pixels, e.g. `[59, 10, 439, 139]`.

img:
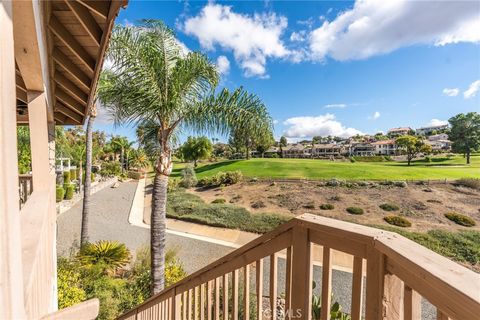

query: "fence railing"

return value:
[18, 174, 33, 208]
[118, 214, 480, 320]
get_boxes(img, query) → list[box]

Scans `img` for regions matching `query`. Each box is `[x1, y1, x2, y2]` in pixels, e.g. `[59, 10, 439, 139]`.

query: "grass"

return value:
[167, 189, 290, 234]
[171, 155, 479, 181]
[373, 225, 480, 270]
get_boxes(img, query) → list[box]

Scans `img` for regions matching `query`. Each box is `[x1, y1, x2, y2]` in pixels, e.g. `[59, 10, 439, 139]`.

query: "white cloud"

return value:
[273, 119, 279, 124]
[283, 113, 363, 138]
[369, 111, 380, 120]
[309, 0, 480, 61]
[324, 103, 347, 109]
[290, 31, 307, 42]
[182, 3, 290, 77]
[463, 80, 480, 99]
[443, 88, 459, 97]
[426, 119, 448, 127]
[95, 104, 114, 125]
[216, 55, 230, 75]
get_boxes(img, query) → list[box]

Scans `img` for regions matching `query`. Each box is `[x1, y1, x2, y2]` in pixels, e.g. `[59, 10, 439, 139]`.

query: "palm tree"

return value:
[111, 136, 132, 173]
[78, 240, 131, 274]
[81, 103, 97, 247]
[98, 20, 272, 294]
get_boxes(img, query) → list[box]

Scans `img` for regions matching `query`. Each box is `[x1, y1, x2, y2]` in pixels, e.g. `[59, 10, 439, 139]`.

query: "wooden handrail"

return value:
[40, 298, 99, 320]
[118, 214, 480, 320]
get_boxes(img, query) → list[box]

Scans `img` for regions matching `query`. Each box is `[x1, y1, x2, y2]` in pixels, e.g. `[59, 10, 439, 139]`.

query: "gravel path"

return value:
[56, 180, 434, 319]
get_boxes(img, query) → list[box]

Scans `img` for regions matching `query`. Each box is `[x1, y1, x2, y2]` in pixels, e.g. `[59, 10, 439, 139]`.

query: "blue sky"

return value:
[96, 0, 480, 143]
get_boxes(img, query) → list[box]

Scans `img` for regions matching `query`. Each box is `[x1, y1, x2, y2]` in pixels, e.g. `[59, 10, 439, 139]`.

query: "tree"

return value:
[81, 103, 96, 247]
[449, 112, 480, 164]
[98, 20, 272, 294]
[395, 135, 430, 166]
[279, 136, 287, 157]
[111, 136, 132, 173]
[179, 136, 213, 166]
[256, 132, 274, 157]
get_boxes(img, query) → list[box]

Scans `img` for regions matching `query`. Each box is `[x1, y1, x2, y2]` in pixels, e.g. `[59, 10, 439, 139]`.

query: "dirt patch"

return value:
[187, 181, 480, 232]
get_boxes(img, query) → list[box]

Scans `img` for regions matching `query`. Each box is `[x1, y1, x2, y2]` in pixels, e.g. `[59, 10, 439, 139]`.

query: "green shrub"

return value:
[57, 258, 86, 309]
[211, 198, 226, 204]
[56, 186, 65, 202]
[70, 168, 77, 180]
[350, 157, 356, 163]
[99, 161, 122, 177]
[352, 156, 389, 162]
[63, 171, 71, 184]
[445, 212, 476, 227]
[326, 179, 346, 187]
[320, 203, 335, 210]
[346, 207, 364, 215]
[127, 170, 143, 180]
[198, 171, 243, 188]
[379, 203, 400, 211]
[251, 200, 266, 209]
[179, 165, 198, 188]
[303, 201, 315, 209]
[455, 178, 480, 190]
[168, 178, 179, 192]
[384, 215, 412, 227]
[64, 184, 75, 200]
[79, 240, 131, 272]
[425, 156, 431, 163]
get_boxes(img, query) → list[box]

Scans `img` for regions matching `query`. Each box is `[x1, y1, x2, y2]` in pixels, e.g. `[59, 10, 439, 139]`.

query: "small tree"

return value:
[395, 135, 431, 165]
[448, 112, 480, 164]
[256, 132, 275, 157]
[179, 136, 213, 167]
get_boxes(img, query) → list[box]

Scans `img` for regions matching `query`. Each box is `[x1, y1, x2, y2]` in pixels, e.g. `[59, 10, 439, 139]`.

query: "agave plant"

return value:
[312, 281, 351, 320]
[78, 240, 131, 273]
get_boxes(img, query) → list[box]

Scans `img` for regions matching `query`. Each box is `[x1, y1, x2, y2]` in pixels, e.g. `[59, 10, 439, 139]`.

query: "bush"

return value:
[168, 178, 179, 192]
[379, 203, 399, 211]
[303, 201, 316, 209]
[57, 258, 86, 309]
[63, 171, 71, 184]
[179, 165, 198, 188]
[211, 198, 226, 204]
[326, 179, 346, 187]
[64, 184, 75, 200]
[384, 215, 412, 227]
[99, 161, 122, 177]
[127, 171, 143, 180]
[352, 156, 389, 162]
[56, 186, 65, 202]
[70, 168, 77, 180]
[251, 200, 266, 209]
[197, 171, 243, 188]
[394, 181, 407, 188]
[455, 178, 480, 190]
[445, 212, 476, 227]
[79, 240, 131, 273]
[320, 203, 334, 210]
[346, 207, 364, 215]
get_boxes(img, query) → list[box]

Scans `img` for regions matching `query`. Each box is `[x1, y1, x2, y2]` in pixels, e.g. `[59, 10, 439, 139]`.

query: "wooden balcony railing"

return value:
[118, 214, 480, 320]
[18, 174, 33, 208]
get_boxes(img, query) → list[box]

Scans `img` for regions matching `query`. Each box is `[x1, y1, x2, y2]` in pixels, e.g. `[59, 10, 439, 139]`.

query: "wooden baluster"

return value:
[233, 269, 239, 320]
[404, 285, 421, 320]
[270, 253, 278, 320]
[321, 247, 332, 320]
[188, 289, 193, 320]
[183, 291, 188, 320]
[437, 310, 451, 320]
[159, 301, 163, 320]
[256, 259, 264, 320]
[365, 250, 385, 320]
[290, 226, 312, 320]
[383, 273, 403, 319]
[244, 264, 250, 320]
[175, 293, 182, 320]
[351, 257, 364, 320]
[207, 281, 213, 320]
[200, 284, 205, 320]
[223, 274, 229, 320]
[194, 286, 199, 320]
[285, 247, 292, 319]
[215, 277, 220, 320]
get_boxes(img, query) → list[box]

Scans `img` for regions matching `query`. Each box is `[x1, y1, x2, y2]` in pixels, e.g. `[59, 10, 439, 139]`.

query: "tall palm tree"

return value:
[111, 136, 132, 173]
[98, 20, 272, 294]
[81, 103, 97, 247]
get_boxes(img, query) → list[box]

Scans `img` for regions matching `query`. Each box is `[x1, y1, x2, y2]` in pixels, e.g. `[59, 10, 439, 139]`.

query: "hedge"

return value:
[64, 184, 75, 200]
[56, 186, 65, 202]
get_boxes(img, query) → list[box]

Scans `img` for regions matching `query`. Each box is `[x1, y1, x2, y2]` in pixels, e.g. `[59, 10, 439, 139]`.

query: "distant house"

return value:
[387, 127, 412, 136]
[282, 144, 309, 158]
[349, 143, 376, 156]
[310, 144, 345, 158]
[428, 133, 449, 141]
[264, 147, 280, 157]
[416, 124, 449, 136]
[426, 139, 452, 151]
[372, 139, 398, 155]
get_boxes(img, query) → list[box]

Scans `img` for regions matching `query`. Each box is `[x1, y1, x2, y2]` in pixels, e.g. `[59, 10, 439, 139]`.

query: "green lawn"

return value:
[171, 155, 480, 180]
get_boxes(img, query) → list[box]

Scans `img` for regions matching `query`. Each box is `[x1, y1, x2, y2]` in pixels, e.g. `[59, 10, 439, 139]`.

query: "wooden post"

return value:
[365, 250, 385, 320]
[0, 1, 26, 318]
[383, 273, 403, 319]
[244, 265, 250, 320]
[256, 259, 263, 320]
[350, 257, 364, 320]
[404, 285, 421, 320]
[27, 91, 51, 191]
[290, 226, 312, 320]
[321, 247, 332, 320]
[223, 274, 229, 320]
[270, 254, 278, 320]
[232, 269, 239, 320]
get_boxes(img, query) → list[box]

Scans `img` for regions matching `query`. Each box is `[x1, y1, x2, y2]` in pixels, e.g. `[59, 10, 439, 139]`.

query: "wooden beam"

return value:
[56, 87, 85, 116]
[54, 72, 88, 106]
[77, 0, 110, 20]
[64, 0, 102, 46]
[56, 104, 83, 124]
[49, 15, 95, 74]
[53, 48, 91, 92]
[16, 73, 26, 92]
[54, 112, 67, 124]
[16, 88, 28, 104]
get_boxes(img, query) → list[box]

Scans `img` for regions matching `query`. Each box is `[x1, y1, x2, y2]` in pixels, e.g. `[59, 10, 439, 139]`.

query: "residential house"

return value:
[428, 133, 449, 141]
[1, 1, 125, 318]
[372, 140, 398, 156]
[349, 143, 376, 156]
[416, 124, 449, 136]
[387, 127, 412, 136]
[282, 143, 309, 158]
[426, 139, 452, 151]
[310, 143, 345, 158]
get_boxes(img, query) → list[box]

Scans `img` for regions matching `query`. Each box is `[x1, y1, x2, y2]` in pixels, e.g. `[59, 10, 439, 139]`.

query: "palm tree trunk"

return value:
[81, 114, 94, 247]
[151, 150, 172, 294]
